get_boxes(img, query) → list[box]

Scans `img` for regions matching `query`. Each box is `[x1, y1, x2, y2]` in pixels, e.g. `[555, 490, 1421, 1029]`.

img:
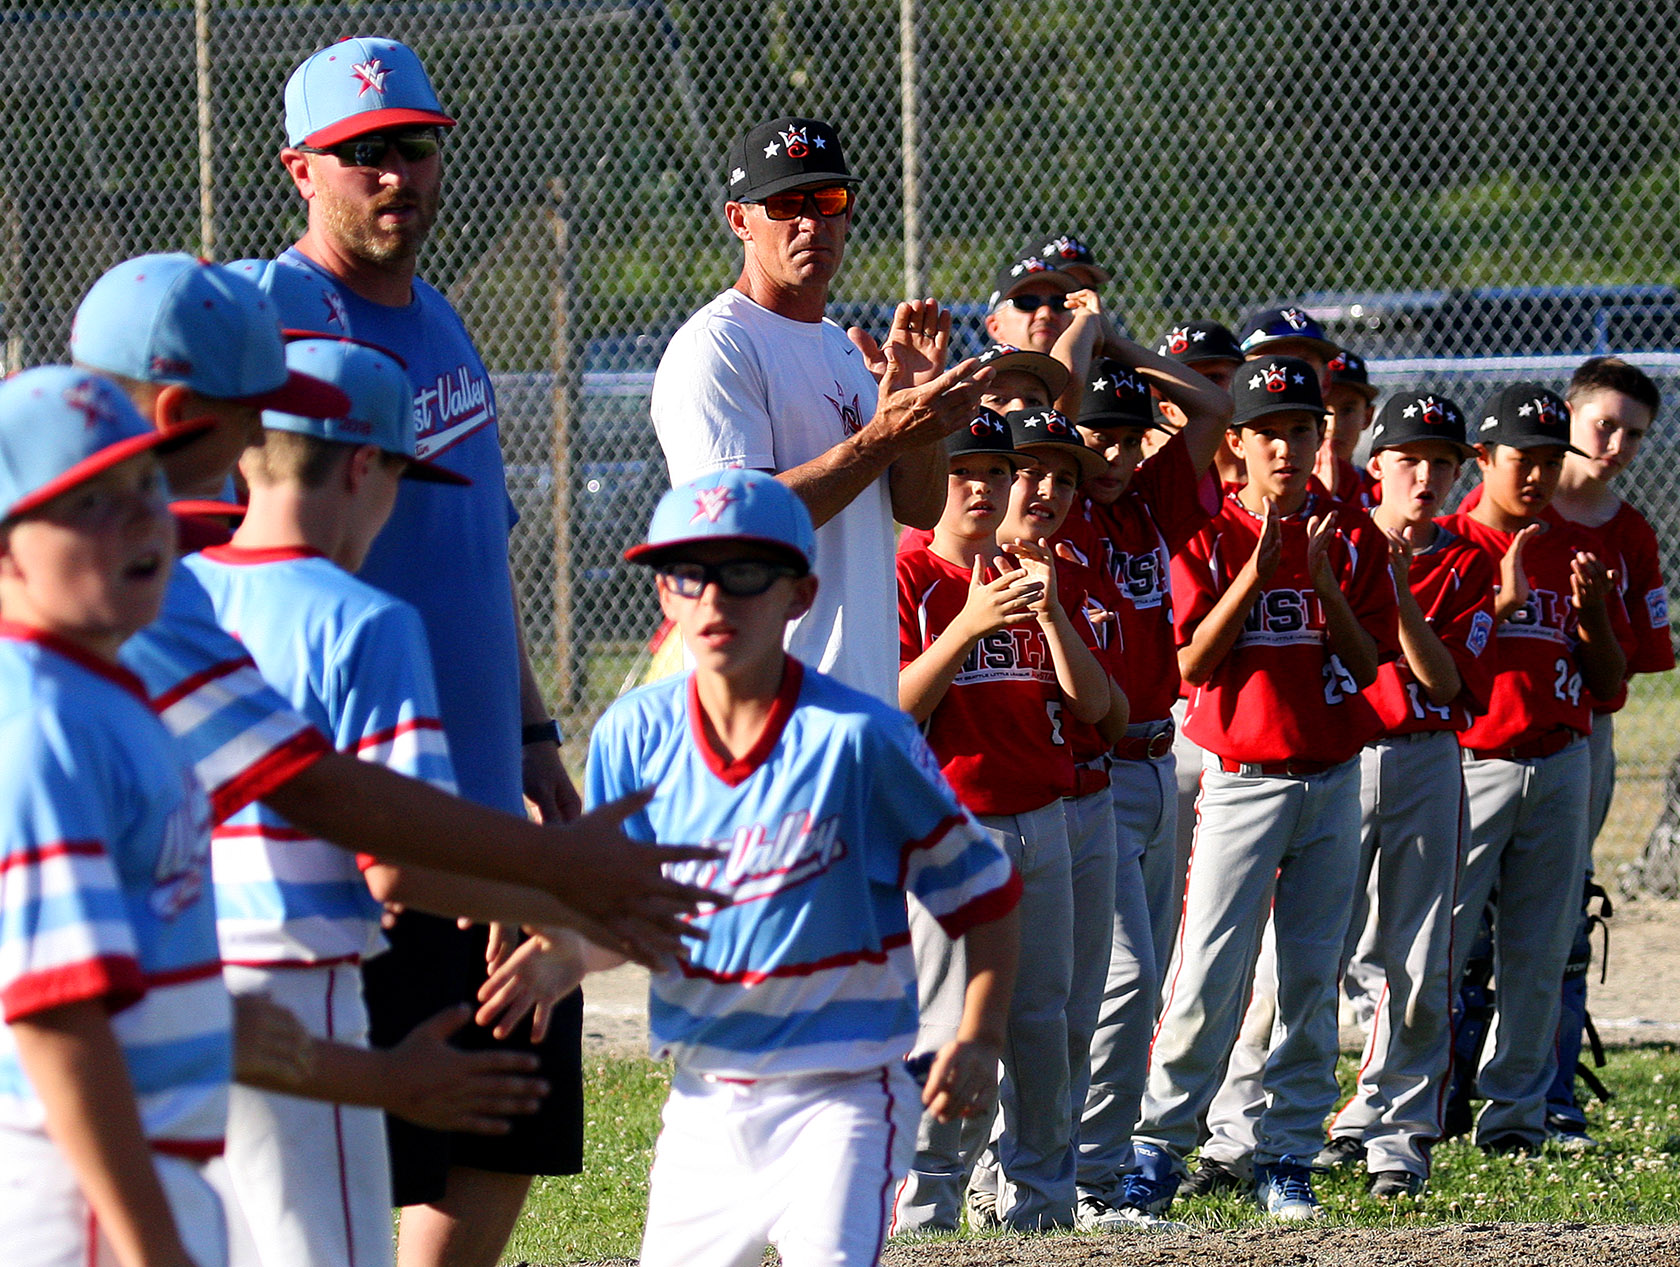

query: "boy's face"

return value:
[1569, 387, 1652, 482]
[1367, 441, 1461, 525]
[1189, 358, 1240, 395]
[656, 540, 816, 679]
[981, 369, 1052, 415]
[1231, 412, 1323, 502]
[1475, 443, 1566, 521]
[984, 282, 1074, 353]
[940, 454, 1015, 540]
[1000, 447, 1081, 541]
[0, 453, 175, 658]
[1323, 385, 1375, 463]
[1076, 425, 1148, 504]
[156, 390, 265, 497]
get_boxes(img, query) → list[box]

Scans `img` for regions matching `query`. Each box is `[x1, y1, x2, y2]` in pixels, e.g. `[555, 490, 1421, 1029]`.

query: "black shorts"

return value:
[363, 911, 584, 1208]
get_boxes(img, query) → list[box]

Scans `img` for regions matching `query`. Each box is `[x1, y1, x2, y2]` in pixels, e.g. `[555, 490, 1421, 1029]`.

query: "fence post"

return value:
[195, 0, 214, 257]
[900, 0, 925, 300]
[548, 178, 577, 716]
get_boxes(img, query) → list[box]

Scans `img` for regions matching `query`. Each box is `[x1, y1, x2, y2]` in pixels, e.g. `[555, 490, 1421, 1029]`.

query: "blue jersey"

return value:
[119, 565, 330, 824]
[586, 660, 1020, 1078]
[185, 546, 460, 965]
[275, 249, 523, 816]
[0, 623, 230, 1156]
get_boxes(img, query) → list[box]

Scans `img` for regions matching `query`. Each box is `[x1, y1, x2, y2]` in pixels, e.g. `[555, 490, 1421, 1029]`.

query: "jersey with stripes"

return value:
[184, 546, 458, 965]
[586, 659, 1020, 1078]
[118, 565, 330, 825]
[0, 623, 230, 1155]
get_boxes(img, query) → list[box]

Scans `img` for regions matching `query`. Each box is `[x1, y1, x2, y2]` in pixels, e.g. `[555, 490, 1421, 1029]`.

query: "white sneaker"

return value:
[964, 1185, 1000, 1230]
[1254, 1159, 1323, 1221]
[1078, 1193, 1187, 1233]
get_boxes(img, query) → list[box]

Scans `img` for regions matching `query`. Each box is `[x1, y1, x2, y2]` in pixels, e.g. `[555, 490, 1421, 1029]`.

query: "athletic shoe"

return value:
[1369, 1170, 1424, 1199]
[1119, 1144, 1182, 1216]
[1181, 1156, 1245, 1197]
[964, 1185, 1000, 1230]
[1545, 1114, 1600, 1153]
[1479, 1133, 1536, 1157]
[1254, 1157, 1323, 1221]
[1313, 1135, 1364, 1170]
[1078, 1192, 1188, 1233]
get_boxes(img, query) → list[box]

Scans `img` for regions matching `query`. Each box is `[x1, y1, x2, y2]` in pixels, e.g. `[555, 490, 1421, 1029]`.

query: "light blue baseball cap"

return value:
[265, 338, 468, 486]
[224, 258, 350, 337]
[71, 254, 351, 419]
[0, 367, 213, 520]
[284, 37, 456, 148]
[625, 468, 815, 572]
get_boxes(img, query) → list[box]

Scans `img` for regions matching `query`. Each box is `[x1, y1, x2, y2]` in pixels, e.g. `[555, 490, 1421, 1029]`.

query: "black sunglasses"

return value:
[1003, 293, 1072, 313]
[298, 128, 443, 169]
[656, 558, 801, 598]
[747, 185, 854, 221]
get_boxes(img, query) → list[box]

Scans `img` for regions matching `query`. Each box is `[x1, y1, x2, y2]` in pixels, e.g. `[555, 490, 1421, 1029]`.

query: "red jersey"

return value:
[897, 545, 1075, 814]
[1364, 523, 1498, 736]
[1591, 500, 1675, 710]
[1174, 489, 1400, 765]
[1440, 507, 1635, 750]
[1057, 438, 1213, 724]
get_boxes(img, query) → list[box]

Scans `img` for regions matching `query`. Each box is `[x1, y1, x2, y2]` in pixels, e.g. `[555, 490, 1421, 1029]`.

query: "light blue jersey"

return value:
[0, 623, 230, 1156]
[185, 546, 458, 965]
[586, 660, 1020, 1078]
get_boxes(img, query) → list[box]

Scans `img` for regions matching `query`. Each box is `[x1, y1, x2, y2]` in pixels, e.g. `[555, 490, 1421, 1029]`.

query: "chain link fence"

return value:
[5, 0, 1680, 875]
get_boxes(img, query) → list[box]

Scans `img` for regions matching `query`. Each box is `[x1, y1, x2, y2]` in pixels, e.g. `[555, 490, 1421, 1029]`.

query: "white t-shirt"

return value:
[652, 288, 897, 703]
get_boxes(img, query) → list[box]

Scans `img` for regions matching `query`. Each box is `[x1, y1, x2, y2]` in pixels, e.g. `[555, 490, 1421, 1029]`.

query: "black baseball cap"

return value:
[1020, 232, 1110, 287]
[975, 343, 1070, 400]
[725, 117, 858, 202]
[1230, 356, 1327, 427]
[949, 406, 1027, 466]
[1237, 306, 1339, 360]
[1473, 383, 1586, 455]
[1328, 348, 1380, 403]
[1155, 320, 1244, 367]
[1369, 392, 1474, 457]
[1006, 408, 1108, 481]
[987, 255, 1079, 308]
[1080, 358, 1165, 431]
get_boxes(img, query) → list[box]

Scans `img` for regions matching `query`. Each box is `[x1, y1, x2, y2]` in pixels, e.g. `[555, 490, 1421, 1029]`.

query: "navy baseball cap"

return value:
[71, 255, 350, 419]
[987, 256, 1079, 308]
[224, 259, 350, 337]
[1155, 320, 1244, 366]
[725, 117, 857, 203]
[626, 468, 815, 572]
[1328, 348, 1380, 403]
[1080, 359, 1165, 431]
[974, 343, 1070, 400]
[0, 367, 213, 521]
[1021, 233, 1110, 287]
[948, 407, 1026, 466]
[1006, 408, 1107, 482]
[266, 339, 467, 486]
[1474, 383, 1586, 455]
[284, 37, 455, 148]
[1237, 306, 1339, 360]
[1369, 391, 1474, 457]
[1230, 356, 1327, 427]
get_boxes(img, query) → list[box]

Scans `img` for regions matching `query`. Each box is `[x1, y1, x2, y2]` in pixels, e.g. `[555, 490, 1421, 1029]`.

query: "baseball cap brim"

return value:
[1244, 334, 1340, 360]
[239, 369, 352, 418]
[403, 456, 472, 486]
[6, 420, 214, 520]
[994, 268, 1080, 303]
[1016, 439, 1109, 483]
[1081, 409, 1169, 434]
[982, 348, 1071, 399]
[1231, 401, 1328, 428]
[623, 535, 811, 570]
[302, 107, 457, 148]
[1064, 263, 1112, 286]
[1332, 380, 1381, 403]
[1478, 432, 1587, 458]
[732, 170, 862, 202]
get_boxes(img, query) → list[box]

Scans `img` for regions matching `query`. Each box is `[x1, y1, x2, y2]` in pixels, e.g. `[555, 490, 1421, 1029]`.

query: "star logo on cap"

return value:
[351, 59, 389, 97]
[1403, 404, 1419, 419]
[763, 141, 780, 157]
[691, 487, 737, 523]
[1518, 402, 1534, 417]
[811, 135, 826, 149]
[1292, 372, 1306, 384]
[1090, 377, 1109, 391]
[63, 379, 117, 432]
[1191, 328, 1207, 342]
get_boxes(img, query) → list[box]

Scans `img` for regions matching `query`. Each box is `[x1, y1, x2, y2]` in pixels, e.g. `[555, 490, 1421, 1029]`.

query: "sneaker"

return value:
[1079, 1192, 1188, 1233]
[1368, 1169, 1424, 1199]
[1545, 1114, 1600, 1153]
[1116, 1167, 1180, 1218]
[1254, 1157, 1323, 1221]
[1479, 1133, 1536, 1157]
[1313, 1135, 1364, 1170]
[964, 1185, 999, 1231]
[1181, 1156, 1245, 1197]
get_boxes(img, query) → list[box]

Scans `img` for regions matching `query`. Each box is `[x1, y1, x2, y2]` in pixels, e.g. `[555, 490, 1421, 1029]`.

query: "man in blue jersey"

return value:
[591, 468, 1021, 1267]
[275, 36, 582, 1265]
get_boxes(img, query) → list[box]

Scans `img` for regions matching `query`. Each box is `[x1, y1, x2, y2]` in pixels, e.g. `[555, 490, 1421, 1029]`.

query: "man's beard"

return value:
[318, 184, 439, 268]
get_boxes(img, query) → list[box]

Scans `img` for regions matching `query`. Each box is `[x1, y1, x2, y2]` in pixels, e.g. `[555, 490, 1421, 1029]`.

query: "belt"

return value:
[1071, 758, 1111, 798]
[1465, 726, 1581, 763]
[1113, 720, 1176, 762]
[1218, 756, 1341, 778]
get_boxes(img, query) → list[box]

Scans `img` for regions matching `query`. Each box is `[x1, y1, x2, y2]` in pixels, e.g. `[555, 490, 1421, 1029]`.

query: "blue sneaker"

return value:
[1254, 1156, 1322, 1221]
[1116, 1143, 1182, 1223]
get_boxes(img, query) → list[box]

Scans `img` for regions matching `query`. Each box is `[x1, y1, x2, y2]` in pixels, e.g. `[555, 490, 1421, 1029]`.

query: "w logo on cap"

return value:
[1421, 396, 1444, 426]
[351, 59, 389, 97]
[1261, 362, 1289, 392]
[1166, 326, 1191, 354]
[1280, 308, 1309, 330]
[779, 125, 810, 158]
[691, 486, 737, 523]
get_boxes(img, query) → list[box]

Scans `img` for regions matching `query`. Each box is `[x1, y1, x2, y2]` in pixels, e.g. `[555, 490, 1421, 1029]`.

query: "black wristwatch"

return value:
[521, 719, 562, 746]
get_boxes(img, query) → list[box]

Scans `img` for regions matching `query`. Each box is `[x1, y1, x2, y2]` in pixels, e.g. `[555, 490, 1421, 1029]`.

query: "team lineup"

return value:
[0, 34, 1669, 1267]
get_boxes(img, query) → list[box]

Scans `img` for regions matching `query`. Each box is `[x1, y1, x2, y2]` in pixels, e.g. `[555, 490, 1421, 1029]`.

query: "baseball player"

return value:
[1308, 393, 1497, 1196]
[1053, 354, 1231, 1228]
[590, 467, 1021, 1267]
[1437, 384, 1629, 1152]
[1317, 348, 1381, 507]
[1123, 357, 1398, 1223]
[1236, 306, 1339, 396]
[0, 367, 228, 1267]
[1016, 232, 1112, 293]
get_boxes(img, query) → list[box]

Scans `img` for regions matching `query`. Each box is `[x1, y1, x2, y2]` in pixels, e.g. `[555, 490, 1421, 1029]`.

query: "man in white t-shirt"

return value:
[652, 115, 985, 703]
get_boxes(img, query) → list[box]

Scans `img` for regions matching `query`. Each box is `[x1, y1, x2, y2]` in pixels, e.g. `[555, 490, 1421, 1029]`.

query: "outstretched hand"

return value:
[382, 1004, 549, 1134]
[849, 299, 951, 387]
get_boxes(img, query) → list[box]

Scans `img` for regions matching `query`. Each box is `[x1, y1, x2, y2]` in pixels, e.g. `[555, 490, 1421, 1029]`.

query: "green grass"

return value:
[503, 1046, 1680, 1264]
